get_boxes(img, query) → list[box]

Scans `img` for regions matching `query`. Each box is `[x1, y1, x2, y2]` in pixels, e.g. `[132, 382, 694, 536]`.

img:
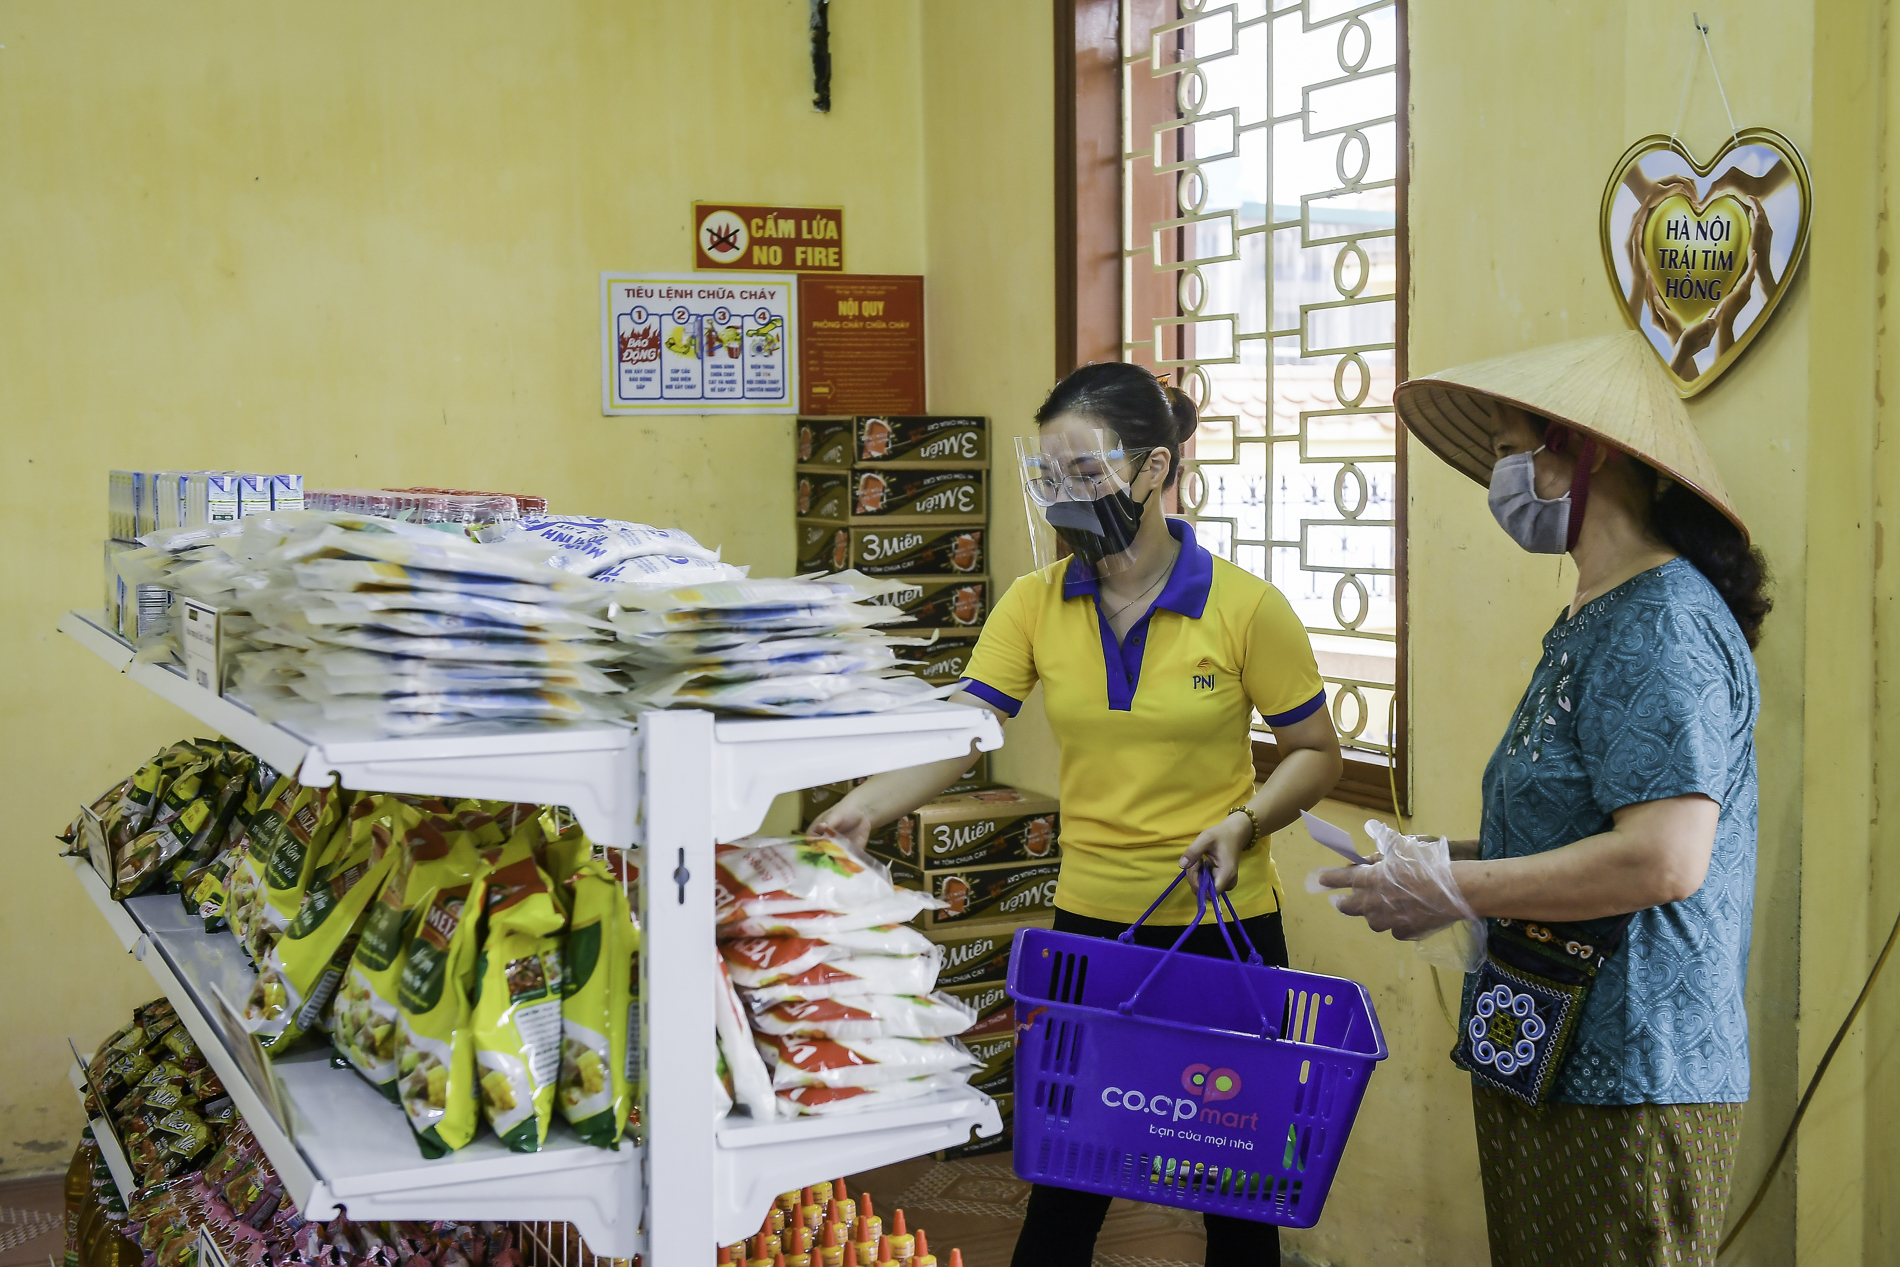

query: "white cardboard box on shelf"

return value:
[59, 610, 1006, 1260]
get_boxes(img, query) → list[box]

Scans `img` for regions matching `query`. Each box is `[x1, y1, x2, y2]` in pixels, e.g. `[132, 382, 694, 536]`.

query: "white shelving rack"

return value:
[57, 610, 1005, 1261]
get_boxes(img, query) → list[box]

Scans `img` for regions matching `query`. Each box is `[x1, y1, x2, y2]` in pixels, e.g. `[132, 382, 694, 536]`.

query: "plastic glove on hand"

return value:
[1312, 820, 1486, 970]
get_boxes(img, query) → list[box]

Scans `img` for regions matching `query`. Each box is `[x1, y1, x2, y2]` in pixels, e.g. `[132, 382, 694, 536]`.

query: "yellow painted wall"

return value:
[0, 0, 943, 1174]
[1318, 1, 1896, 1263]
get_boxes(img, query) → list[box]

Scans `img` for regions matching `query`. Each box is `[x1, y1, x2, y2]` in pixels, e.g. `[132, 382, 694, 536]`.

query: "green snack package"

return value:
[334, 816, 483, 1100]
[471, 827, 566, 1152]
[245, 800, 405, 1053]
[395, 856, 493, 1157]
[539, 823, 593, 900]
[255, 781, 351, 942]
[557, 854, 637, 1147]
[169, 750, 254, 897]
[225, 768, 296, 949]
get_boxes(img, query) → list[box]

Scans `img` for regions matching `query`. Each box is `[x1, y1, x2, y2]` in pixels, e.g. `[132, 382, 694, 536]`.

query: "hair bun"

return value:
[1162, 384, 1199, 445]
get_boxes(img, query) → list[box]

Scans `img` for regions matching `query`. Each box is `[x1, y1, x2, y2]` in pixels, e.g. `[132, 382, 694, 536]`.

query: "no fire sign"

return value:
[694, 202, 845, 273]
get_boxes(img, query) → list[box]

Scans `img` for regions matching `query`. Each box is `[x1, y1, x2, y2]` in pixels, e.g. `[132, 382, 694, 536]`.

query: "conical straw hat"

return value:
[1394, 330, 1745, 538]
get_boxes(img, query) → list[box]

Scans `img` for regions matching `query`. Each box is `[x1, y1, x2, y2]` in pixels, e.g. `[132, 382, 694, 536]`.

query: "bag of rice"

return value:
[754, 1034, 975, 1090]
[719, 928, 936, 988]
[715, 959, 776, 1118]
[716, 894, 944, 941]
[749, 992, 977, 1041]
[777, 1073, 970, 1118]
[737, 955, 944, 1007]
[714, 836, 898, 922]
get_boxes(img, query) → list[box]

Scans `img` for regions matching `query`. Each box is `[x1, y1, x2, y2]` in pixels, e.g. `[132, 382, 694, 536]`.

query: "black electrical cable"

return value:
[1716, 898, 1900, 1257]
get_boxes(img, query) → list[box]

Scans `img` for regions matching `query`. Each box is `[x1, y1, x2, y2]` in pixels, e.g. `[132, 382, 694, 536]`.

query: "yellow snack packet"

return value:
[334, 816, 482, 1101]
[254, 781, 351, 942]
[557, 852, 638, 1147]
[396, 857, 492, 1157]
[471, 825, 566, 1152]
[224, 767, 296, 949]
[245, 796, 411, 1052]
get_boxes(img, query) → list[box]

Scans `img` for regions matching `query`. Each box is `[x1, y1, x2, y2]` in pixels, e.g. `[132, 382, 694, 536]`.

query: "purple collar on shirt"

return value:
[1066, 517, 1212, 711]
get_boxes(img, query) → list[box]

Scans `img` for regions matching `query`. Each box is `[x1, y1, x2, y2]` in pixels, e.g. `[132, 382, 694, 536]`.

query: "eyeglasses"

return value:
[1023, 448, 1155, 506]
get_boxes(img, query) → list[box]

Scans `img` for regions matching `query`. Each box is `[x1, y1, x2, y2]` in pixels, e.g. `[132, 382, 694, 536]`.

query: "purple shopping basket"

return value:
[1006, 869, 1386, 1227]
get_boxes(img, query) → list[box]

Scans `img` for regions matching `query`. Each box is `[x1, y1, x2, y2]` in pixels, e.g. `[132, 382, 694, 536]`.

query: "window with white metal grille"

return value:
[1108, 0, 1407, 807]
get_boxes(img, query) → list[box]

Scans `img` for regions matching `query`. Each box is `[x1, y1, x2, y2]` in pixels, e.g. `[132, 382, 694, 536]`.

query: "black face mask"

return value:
[1044, 486, 1153, 566]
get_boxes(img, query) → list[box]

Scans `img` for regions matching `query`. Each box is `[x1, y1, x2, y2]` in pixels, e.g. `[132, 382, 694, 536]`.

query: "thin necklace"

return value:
[1103, 564, 1169, 623]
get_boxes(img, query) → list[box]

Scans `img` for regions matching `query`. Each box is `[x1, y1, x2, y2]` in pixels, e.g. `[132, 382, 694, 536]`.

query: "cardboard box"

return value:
[942, 979, 1015, 1040]
[796, 416, 855, 468]
[929, 917, 1049, 987]
[897, 635, 980, 687]
[850, 524, 985, 576]
[870, 787, 1061, 871]
[891, 858, 1062, 928]
[795, 467, 852, 521]
[856, 415, 989, 466]
[795, 519, 851, 574]
[963, 1031, 1014, 1097]
[849, 468, 985, 520]
[799, 760, 993, 826]
[939, 1093, 1012, 1161]
[869, 576, 988, 631]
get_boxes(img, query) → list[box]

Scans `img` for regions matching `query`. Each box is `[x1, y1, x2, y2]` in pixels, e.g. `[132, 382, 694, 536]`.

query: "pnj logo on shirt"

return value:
[1192, 656, 1216, 692]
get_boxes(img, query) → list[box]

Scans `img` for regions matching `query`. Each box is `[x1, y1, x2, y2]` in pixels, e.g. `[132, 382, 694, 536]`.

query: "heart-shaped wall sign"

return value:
[1600, 128, 1811, 396]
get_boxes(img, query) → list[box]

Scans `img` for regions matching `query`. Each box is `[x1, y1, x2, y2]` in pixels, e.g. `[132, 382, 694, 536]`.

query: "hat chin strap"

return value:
[1544, 424, 1597, 553]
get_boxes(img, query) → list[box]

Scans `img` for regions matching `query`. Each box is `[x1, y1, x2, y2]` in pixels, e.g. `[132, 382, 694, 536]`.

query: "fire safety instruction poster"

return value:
[600, 273, 797, 415]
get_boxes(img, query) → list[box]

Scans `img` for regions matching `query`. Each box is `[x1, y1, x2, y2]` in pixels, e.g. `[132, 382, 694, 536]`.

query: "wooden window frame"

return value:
[1055, 0, 1411, 816]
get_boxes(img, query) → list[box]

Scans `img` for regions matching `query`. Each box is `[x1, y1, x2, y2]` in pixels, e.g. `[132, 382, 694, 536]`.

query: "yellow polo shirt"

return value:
[961, 518, 1326, 924]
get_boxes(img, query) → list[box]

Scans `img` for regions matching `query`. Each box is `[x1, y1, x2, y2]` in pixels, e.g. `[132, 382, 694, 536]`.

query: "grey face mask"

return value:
[1487, 449, 1570, 554]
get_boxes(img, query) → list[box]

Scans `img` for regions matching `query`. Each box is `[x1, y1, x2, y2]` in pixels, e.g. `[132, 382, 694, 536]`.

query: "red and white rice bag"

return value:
[777, 1073, 972, 1118]
[718, 894, 943, 940]
[751, 991, 978, 1041]
[754, 1033, 976, 1090]
[739, 954, 944, 1006]
[720, 927, 937, 988]
[714, 836, 897, 920]
[714, 956, 775, 1118]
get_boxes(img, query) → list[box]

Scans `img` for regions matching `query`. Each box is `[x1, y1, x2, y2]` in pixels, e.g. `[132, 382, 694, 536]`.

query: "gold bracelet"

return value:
[1229, 805, 1262, 850]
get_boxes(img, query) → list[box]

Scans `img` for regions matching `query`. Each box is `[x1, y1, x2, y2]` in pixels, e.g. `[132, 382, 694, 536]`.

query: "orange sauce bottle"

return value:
[885, 1210, 914, 1262]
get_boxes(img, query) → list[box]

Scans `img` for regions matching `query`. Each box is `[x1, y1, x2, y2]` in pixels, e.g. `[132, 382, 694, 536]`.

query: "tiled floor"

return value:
[851, 1156, 1209, 1267]
[0, 1175, 65, 1267]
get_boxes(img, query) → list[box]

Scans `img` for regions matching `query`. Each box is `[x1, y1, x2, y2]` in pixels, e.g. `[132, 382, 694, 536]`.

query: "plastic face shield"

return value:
[1017, 431, 1155, 579]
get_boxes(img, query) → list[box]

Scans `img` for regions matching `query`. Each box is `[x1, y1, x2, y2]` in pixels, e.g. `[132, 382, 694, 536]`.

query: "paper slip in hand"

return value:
[1301, 810, 1371, 865]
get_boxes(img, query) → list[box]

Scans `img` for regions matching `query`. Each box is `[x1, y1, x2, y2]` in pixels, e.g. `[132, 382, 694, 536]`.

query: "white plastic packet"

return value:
[631, 673, 953, 716]
[754, 1033, 975, 1090]
[719, 927, 936, 985]
[714, 836, 897, 920]
[737, 953, 945, 1005]
[775, 1072, 969, 1118]
[714, 958, 777, 1118]
[594, 554, 745, 587]
[750, 992, 977, 1041]
[486, 516, 720, 575]
[717, 894, 947, 940]
[290, 560, 615, 606]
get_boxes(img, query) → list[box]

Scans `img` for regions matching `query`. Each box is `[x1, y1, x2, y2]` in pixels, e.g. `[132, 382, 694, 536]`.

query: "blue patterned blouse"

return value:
[1473, 558, 1760, 1105]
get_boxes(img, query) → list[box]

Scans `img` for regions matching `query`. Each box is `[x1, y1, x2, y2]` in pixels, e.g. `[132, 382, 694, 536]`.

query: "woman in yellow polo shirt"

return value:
[812, 362, 1343, 1267]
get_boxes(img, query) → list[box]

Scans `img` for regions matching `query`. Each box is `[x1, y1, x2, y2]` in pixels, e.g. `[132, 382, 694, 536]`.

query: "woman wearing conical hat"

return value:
[1318, 330, 1769, 1266]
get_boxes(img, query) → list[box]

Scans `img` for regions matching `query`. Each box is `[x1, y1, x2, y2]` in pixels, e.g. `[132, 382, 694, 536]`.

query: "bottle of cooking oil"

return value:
[65, 1131, 101, 1267]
